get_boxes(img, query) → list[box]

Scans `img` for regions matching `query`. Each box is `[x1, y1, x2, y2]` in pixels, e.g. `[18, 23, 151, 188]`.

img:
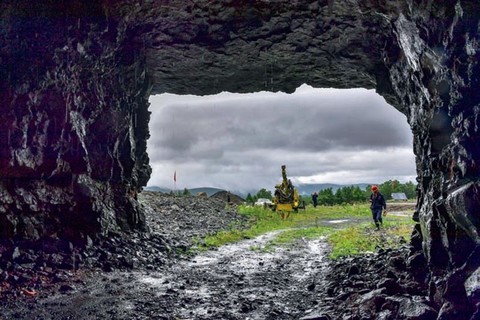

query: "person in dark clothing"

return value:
[369, 185, 387, 230]
[311, 192, 318, 208]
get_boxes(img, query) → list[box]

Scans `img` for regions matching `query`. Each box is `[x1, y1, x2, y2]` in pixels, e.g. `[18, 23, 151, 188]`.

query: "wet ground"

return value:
[0, 193, 423, 320]
[0, 230, 331, 320]
[0, 224, 334, 319]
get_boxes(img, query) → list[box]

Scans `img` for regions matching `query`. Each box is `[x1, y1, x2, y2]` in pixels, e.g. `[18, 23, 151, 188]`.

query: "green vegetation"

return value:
[194, 179, 418, 257]
[245, 188, 274, 204]
[327, 219, 413, 259]
[202, 205, 314, 248]
[194, 203, 416, 260]
[268, 180, 417, 206]
[318, 185, 367, 205]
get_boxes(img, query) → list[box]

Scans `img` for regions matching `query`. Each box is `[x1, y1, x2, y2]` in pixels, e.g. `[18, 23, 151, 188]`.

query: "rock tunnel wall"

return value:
[0, 2, 151, 243]
[384, 1, 480, 312]
[1, 0, 479, 315]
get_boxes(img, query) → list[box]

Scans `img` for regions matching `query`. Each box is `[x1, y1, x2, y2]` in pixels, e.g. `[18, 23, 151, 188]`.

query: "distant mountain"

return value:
[188, 187, 226, 196]
[144, 186, 226, 197]
[296, 183, 371, 195]
[144, 186, 170, 193]
[210, 190, 245, 204]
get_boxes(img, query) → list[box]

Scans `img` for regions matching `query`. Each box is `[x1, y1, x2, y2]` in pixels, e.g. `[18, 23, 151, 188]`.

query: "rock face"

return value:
[0, 0, 479, 316]
[0, 2, 152, 243]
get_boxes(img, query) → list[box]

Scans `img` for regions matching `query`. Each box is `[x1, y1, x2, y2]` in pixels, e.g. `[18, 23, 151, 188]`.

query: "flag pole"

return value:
[173, 170, 177, 195]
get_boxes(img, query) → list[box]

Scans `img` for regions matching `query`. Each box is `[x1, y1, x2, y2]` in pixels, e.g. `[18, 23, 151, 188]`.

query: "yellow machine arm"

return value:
[273, 165, 300, 214]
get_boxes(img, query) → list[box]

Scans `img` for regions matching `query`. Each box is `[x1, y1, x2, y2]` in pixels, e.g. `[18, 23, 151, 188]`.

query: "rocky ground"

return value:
[0, 191, 436, 319]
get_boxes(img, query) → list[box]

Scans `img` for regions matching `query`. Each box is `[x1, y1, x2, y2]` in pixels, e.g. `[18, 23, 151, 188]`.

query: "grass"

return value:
[327, 219, 414, 259]
[194, 203, 416, 259]
[201, 206, 308, 248]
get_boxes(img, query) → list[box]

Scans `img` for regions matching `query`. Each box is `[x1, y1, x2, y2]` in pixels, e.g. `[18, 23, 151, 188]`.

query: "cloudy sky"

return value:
[147, 84, 417, 193]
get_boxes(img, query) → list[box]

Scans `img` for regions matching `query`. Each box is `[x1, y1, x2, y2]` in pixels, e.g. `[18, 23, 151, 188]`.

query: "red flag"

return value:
[173, 171, 176, 182]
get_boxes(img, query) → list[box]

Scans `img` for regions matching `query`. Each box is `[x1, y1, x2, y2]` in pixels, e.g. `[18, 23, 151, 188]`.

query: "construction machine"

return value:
[272, 165, 301, 218]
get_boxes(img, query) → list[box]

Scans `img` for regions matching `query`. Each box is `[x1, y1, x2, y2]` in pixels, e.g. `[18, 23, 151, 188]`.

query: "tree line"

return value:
[246, 180, 416, 205]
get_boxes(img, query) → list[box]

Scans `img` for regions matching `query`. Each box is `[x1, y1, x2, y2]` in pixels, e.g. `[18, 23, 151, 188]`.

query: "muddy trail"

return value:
[0, 192, 429, 320]
[5, 231, 328, 319]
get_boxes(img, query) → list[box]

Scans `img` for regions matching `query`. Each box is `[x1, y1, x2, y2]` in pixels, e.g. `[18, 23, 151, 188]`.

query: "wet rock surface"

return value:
[0, 192, 435, 319]
[312, 246, 435, 320]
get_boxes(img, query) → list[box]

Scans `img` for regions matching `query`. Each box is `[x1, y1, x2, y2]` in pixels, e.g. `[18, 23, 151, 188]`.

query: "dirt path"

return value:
[2, 230, 330, 320]
[156, 230, 330, 319]
[0, 195, 419, 320]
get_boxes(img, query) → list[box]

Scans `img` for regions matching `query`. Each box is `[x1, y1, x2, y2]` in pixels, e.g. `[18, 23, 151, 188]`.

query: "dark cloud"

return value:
[147, 86, 416, 192]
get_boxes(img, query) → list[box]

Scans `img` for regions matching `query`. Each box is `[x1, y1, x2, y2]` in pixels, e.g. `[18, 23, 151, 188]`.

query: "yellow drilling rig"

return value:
[272, 165, 301, 218]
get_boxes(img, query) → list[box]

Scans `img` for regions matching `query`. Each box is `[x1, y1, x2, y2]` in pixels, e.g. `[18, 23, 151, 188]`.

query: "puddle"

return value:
[291, 237, 330, 281]
[327, 219, 350, 224]
[388, 211, 410, 216]
[139, 275, 167, 286]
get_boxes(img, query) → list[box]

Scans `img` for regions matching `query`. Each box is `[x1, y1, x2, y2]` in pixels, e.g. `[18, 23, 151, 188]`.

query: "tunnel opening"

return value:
[145, 85, 416, 196]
